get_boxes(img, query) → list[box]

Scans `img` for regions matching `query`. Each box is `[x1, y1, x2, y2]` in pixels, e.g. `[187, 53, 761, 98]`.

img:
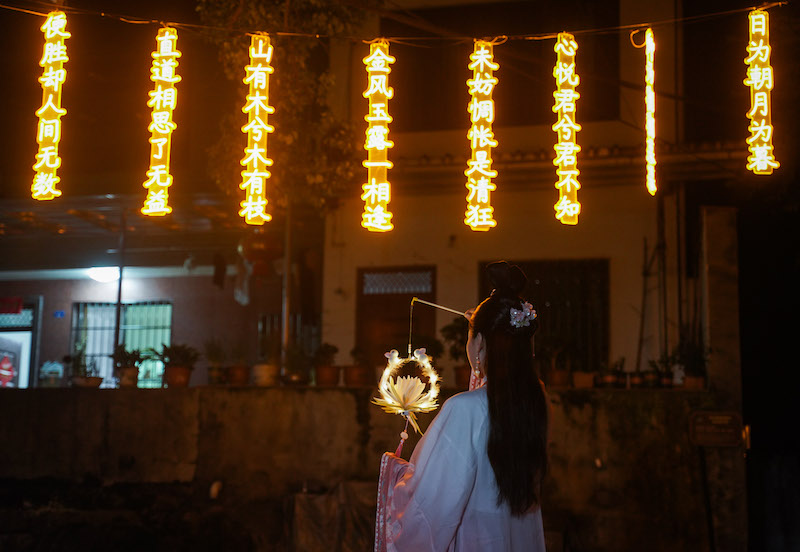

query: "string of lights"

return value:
[0, 0, 787, 43]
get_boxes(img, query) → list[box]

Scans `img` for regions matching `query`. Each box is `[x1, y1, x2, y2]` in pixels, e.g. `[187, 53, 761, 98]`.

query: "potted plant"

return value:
[146, 343, 200, 388]
[203, 338, 227, 386]
[673, 328, 708, 390]
[284, 343, 310, 385]
[110, 344, 142, 388]
[648, 353, 673, 388]
[65, 343, 103, 388]
[629, 365, 644, 388]
[345, 346, 372, 387]
[252, 330, 281, 387]
[313, 343, 340, 386]
[572, 358, 596, 389]
[535, 334, 570, 388]
[440, 316, 470, 389]
[227, 342, 250, 386]
[597, 357, 624, 388]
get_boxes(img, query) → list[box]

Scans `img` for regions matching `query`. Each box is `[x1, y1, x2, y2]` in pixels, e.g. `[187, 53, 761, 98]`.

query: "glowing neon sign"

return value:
[644, 28, 657, 195]
[32, 11, 70, 201]
[240, 35, 274, 225]
[744, 9, 778, 175]
[361, 40, 395, 232]
[142, 27, 180, 216]
[552, 32, 581, 225]
[464, 40, 498, 231]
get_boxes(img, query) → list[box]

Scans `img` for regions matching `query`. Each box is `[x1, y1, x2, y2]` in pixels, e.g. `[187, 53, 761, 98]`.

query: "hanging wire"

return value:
[0, 0, 788, 44]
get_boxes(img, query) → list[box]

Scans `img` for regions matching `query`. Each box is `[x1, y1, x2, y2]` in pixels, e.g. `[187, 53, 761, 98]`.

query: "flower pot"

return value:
[629, 373, 644, 388]
[252, 363, 280, 387]
[597, 373, 618, 388]
[118, 366, 139, 388]
[643, 371, 659, 388]
[227, 364, 250, 386]
[315, 364, 341, 386]
[454, 364, 471, 389]
[208, 365, 227, 386]
[659, 375, 673, 388]
[549, 369, 570, 388]
[344, 364, 372, 387]
[164, 365, 191, 388]
[71, 376, 103, 388]
[682, 375, 706, 390]
[572, 371, 595, 389]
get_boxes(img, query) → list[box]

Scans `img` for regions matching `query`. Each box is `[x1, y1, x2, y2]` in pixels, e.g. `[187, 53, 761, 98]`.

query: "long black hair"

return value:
[470, 261, 548, 515]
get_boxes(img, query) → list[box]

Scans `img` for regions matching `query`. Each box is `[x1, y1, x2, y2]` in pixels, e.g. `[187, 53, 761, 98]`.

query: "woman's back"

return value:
[386, 387, 545, 551]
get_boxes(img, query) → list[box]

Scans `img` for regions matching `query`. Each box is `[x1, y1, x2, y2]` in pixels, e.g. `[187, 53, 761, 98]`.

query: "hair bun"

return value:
[487, 261, 527, 297]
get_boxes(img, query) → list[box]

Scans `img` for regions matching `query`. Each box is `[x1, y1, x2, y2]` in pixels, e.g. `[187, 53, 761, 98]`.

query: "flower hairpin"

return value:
[510, 302, 536, 328]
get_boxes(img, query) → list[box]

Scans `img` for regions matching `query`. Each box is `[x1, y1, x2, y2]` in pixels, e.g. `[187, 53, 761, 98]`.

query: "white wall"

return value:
[322, 182, 662, 377]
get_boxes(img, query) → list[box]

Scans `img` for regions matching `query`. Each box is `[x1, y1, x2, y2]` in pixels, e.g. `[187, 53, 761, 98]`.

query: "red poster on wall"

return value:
[0, 336, 22, 387]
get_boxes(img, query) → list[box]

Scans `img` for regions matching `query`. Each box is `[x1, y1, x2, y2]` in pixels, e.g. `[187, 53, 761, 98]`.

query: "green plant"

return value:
[259, 331, 281, 364]
[145, 343, 200, 370]
[350, 346, 369, 368]
[672, 327, 709, 377]
[285, 343, 311, 377]
[229, 341, 247, 365]
[63, 343, 98, 378]
[648, 351, 674, 375]
[313, 343, 338, 367]
[440, 316, 469, 365]
[414, 335, 444, 361]
[110, 344, 143, 373]
[203, 338, 227, 366]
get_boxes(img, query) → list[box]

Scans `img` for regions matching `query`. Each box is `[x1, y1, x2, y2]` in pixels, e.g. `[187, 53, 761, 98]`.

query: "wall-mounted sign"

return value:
[689, 411, 744, 448]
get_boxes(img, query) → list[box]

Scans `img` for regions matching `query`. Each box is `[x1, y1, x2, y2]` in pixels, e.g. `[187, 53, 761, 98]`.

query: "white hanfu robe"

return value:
[375, 386, 545, 552]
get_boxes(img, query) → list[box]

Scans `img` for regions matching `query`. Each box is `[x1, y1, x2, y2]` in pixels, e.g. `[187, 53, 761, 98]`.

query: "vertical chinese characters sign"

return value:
[552, 32, 581, 225]
[142, 28, 181, 216]
[744, 10, 778, 175]
[240, 35, 274, 225]
[644, 29, 657, 195]
[361, 41, 395, 232]
[33, 11, 70, 201]
[464, 40, 498, 231]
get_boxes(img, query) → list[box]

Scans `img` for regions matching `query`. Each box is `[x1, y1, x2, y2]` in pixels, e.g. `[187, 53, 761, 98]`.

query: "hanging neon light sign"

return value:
[644, 28, 657, 195]
[552, 32, 581, 225]
[240, 35, 274, 225]
[744, 9, 778, 175]
[32, 11, 70, 201]
[141, 27, 181, 216]
[464, 40, 498, 231]
[361, 40, 395, 232]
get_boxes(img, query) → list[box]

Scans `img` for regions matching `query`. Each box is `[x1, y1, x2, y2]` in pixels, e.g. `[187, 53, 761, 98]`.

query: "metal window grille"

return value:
[70, 301, 172, 388]
[363, 271, 433, 295]
[479, 259, 610, 372]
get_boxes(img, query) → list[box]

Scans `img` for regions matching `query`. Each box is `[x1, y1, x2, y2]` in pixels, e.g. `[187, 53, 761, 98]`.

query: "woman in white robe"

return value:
[376, 261, 548, 552]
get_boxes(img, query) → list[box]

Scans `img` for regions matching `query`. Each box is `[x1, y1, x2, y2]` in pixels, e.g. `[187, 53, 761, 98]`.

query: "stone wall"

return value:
[0, 386, 742, 551]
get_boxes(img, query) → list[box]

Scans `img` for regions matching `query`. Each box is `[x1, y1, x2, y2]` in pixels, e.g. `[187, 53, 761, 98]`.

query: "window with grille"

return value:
[70, 301, 172, 388]
[357, 267, 436, 369]
[478, 259, 609, 374]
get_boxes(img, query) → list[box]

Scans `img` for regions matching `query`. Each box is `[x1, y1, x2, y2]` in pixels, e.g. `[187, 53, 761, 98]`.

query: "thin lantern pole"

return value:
[113, 210, 126, 349]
